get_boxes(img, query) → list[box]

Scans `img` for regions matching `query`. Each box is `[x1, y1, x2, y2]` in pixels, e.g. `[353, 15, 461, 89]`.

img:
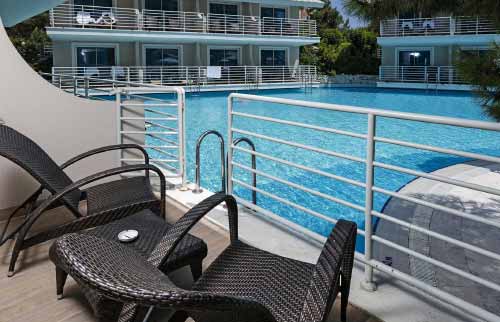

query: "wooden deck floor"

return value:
[0, 205, 379, 322]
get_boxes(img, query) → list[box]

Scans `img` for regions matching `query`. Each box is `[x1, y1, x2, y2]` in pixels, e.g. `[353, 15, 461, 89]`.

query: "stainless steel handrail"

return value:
[233, 137, 257, 205]
[193, 130, 226, 194]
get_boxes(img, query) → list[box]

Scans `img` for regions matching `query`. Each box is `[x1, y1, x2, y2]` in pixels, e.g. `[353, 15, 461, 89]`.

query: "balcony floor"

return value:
[0, 203, 378, 322]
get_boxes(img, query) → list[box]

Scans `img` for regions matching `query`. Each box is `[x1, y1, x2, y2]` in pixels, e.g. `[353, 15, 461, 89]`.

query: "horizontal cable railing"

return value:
[51, 65, 319, 89]
[379, 66, 466, 84]
[50, 3, 318, 37]
[380, 16, 498, 37]
[227, 93, 500, 322]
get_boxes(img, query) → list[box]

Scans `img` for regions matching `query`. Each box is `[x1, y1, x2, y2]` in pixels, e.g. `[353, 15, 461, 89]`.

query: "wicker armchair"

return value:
[51, 193, 358, 322]
[0, 124, 164, 276]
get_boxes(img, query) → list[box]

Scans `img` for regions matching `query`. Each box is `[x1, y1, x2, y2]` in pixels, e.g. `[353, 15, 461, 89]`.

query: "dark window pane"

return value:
[274, 50, 286, 65]
[76, 47, 114, 67]
[274, 8, 286, 18]
[261, 7, 274, 18]
[163, 0, 178, 11]
[224, 4, 238, 15]
[96, 48, 115, 66]
[210, 49, 225, 65]
[94, 0, 113, 7]
[209, 3, 224, 14]
[146, 48, 163, 65]
[77, 47, 96, 67]
[225, 50, 238, 66]
[164, 49, 179, 65]
[398, 50, 431, 66]
[145, 0, 162, 10]
[261, 50, 274, 66]
[210, 49, 239, 66]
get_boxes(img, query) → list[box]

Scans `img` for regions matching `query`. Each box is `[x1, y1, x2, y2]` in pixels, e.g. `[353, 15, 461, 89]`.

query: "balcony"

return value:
[380, 16, 498, 37]
[379, 66, 465, 84]
[49, 4, 318, 41]
[51, 65, 319, 90]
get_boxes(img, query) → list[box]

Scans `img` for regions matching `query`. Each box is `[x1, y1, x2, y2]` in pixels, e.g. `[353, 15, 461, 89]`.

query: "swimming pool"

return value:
[147, 87, 500, 250]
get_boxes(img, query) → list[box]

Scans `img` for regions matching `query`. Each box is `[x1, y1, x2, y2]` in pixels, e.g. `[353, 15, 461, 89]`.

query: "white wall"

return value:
[0, 17, 119, 209]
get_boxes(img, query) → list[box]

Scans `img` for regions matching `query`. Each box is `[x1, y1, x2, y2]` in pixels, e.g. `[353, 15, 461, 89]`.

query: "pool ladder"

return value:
[193, 130, 257, 205]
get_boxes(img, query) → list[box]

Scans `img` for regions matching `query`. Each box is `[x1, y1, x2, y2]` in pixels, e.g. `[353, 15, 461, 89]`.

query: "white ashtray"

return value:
[117, 230, 139, 243]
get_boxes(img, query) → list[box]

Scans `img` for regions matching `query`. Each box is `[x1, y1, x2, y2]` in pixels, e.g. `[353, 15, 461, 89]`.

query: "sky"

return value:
[331, 0, 367, 28]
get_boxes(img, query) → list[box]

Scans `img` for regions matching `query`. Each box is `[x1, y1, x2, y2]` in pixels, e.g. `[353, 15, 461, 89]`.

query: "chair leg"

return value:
[7, 235, 24, 277]
[190, 261, 203, 281]
[340, 276, 349, 322]
[56, 266, 68, 300]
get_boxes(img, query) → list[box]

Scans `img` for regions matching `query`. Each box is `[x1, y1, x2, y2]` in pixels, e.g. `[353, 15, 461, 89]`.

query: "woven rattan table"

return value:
[50, 209, 208, 322]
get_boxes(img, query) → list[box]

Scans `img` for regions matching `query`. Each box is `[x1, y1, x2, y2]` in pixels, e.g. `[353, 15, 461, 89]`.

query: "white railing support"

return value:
[361, 113, 377, 292]
[226, 93, 500, 322]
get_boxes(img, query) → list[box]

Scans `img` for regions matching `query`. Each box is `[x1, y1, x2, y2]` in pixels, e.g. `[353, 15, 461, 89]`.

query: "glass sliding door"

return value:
[145, 47, 180, 66]
[144, 0, 179, 11]
[208, 2, 239, 33]
[260, 49, 288, 82]
[261, 7, 287, 34]
[209, 48, 239, 66]
[398, 49, 432, 82]
[260, 49, 286, 66]
[145, 47, 180, 83]
[76, 46, 116, 78]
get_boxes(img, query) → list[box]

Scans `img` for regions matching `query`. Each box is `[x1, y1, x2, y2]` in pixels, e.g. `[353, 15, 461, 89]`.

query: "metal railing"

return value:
[379, 66, 466, 84]
[50, 3, 318, 37]
[193, 130, 226, 194]
[40, 72, 187, 186]
[227, 93, 500, 322]
[52, 65, 319, 88]
[380, 16, 498, 37]
[117, 87, 186, 186]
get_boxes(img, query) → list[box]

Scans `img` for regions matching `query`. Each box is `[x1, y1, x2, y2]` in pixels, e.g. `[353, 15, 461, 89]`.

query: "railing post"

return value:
[73, 77, 78, 96]
[177, 87, 187, 189]
[361, 113, 377, 292]
[450, 17, 455, 35]
[476, 16, 479, 34]
[84, 77, 89, 98]
[227, 95, 234, 195]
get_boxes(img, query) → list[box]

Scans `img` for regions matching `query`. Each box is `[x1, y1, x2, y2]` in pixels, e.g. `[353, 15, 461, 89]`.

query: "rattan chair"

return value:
[0, 124, 164, 276]
[51, 193, 358, 322]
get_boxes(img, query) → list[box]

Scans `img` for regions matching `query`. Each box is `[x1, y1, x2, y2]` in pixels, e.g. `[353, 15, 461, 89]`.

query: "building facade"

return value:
[377, 16, 499, 90]
[47, 0, 323, 89]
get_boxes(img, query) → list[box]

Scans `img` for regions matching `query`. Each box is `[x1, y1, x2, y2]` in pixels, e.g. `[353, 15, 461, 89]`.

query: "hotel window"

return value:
[209, 2, 238, 15]
[210, 48, 239, 66]
[398, 50, 431, 66]
[261, 7, 286, 19]
[261, 49, 287, 66]
[76, 47, 116, 67]
[145, 47, 180, 66]
[73, 0, 113, 7]
[145, 0, 179, 11]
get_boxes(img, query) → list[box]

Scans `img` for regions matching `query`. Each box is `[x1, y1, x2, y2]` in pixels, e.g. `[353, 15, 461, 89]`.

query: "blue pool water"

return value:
[145, 87, 500, 251]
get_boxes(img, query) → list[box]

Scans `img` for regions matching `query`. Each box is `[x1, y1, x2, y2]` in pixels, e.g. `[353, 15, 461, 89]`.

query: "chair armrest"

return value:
[60, 144, 149, 170]
[299, 220, 357, 322]
[148, 193, 238, 268]
[21, 164, 166, 238]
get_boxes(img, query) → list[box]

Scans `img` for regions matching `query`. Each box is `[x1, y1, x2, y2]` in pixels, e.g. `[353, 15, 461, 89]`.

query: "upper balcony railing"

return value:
[380, 16, 498, 37]
[50, 3, 318, 37]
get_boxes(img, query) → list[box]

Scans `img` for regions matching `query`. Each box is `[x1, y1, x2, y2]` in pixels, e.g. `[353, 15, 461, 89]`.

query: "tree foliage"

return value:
[6, 12, 52, 73]
[456, 45, 500, 121]
[300, 0, 380, 75]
